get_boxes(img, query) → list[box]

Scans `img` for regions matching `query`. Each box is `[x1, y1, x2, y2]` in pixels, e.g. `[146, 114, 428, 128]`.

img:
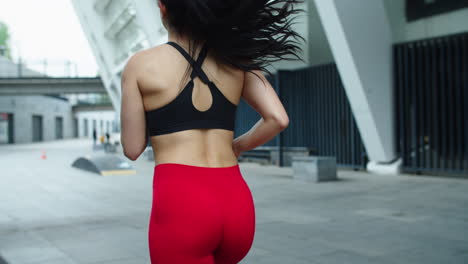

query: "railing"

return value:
[394, 31, 468, 175]
[0, 58, 99, 78]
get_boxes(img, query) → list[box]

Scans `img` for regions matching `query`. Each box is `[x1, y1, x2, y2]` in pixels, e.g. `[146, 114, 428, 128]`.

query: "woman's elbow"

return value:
[123, 144, 145, 161]
[121, 135, 147, 161]
[275, 114, 289, 131]
[123, 149, 141, 161]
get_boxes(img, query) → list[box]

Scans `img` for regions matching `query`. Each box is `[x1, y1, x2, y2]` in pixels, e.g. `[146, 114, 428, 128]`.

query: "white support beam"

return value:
[133, 0, 168, 46]
[313, 0, 399, 173]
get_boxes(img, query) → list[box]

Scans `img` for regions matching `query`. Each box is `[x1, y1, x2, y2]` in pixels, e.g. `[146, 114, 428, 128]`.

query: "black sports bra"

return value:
[145, 41, 238, 136]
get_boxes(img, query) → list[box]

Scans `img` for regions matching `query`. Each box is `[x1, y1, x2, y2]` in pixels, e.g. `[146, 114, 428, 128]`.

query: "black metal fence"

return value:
[234, 75, 278, 147]
[394, 32, 468, 175]
[234, 64, 368, 169]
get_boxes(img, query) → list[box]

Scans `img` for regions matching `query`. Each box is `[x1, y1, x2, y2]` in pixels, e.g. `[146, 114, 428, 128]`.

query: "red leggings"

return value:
[148, 163, 256, 264]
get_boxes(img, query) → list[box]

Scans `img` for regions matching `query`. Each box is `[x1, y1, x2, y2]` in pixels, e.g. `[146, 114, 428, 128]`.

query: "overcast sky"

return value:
[0, 0, 98, 76]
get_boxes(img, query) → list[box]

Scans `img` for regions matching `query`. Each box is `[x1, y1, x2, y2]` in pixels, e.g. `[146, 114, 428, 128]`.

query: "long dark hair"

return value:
[160, 0, 305, 81]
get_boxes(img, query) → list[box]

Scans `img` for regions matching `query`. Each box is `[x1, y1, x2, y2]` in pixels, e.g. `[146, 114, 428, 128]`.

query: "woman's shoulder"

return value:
[122, 44, 173, 80]
[127, 43, 171, 65]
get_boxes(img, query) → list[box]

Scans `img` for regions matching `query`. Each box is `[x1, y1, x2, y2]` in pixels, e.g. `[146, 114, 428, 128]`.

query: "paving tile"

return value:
[85, 257, 149, 264]
[0, 231, 49, 251]
[380, 239, 468, 264]
[0, 255, 9, 264]
[241, 253, 319, 264]
[0, 245, 70, 264]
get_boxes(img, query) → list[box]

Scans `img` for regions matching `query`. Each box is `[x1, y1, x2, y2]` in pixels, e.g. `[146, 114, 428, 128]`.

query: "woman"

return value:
[120, 0, 304, 263]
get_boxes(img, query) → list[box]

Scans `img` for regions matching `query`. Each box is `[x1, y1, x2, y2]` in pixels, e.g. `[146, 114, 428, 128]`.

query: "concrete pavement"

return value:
[0, 139, 467, 263]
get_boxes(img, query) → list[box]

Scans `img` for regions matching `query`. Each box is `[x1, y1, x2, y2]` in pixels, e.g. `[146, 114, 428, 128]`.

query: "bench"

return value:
[104, 142, 118, 153]
[239, 149, 272, 165]
[238, 146, 318, 166]
[291, 156, 338, 182]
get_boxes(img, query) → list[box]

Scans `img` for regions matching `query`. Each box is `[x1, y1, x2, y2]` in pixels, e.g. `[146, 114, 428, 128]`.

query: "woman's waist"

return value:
[151, 145, 238, 166]
[152, 149, 241, 180]
[152, 161, 244, 190]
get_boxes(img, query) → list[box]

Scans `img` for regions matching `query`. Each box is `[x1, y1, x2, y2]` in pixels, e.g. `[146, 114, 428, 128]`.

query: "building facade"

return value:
[71, 0, 468, 174]
[0, 95, 74, 144]
[73, 105, 118, 139]
[0, 55, 119, 144]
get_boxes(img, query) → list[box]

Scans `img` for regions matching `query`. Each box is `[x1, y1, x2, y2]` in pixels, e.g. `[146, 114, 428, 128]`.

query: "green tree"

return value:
[0, 21, 12, 59]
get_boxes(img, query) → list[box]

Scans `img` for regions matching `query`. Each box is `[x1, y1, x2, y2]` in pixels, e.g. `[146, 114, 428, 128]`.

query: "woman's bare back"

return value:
[135, 43, 245, 167]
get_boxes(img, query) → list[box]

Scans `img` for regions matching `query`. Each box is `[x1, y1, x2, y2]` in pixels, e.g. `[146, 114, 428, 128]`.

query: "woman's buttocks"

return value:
[150, 129, 238, 167]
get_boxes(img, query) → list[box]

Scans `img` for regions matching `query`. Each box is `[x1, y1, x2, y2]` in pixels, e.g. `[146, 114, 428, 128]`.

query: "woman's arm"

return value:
[232, 70, 289, 157]
[120, 54, 148, 160]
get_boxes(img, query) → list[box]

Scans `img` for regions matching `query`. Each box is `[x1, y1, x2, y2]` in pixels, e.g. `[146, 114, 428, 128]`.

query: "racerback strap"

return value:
[166, 41, 210, 84]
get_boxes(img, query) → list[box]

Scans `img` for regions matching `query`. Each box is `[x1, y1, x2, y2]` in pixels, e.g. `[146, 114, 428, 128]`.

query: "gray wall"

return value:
[383, 0, 468, 43]
[307, 0, 334, 65]
[268, 1, 312, 72]
[306, 0, 468, 65]
[0, 96, 74, 144]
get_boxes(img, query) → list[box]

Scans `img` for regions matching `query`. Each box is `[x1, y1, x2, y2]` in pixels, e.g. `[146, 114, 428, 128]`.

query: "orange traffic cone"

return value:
[41, 150, 47, 160]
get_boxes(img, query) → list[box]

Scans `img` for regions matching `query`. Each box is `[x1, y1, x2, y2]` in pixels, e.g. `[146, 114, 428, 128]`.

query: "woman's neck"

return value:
[167, 30, 205, 52]
[167, 31, 190, 48]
